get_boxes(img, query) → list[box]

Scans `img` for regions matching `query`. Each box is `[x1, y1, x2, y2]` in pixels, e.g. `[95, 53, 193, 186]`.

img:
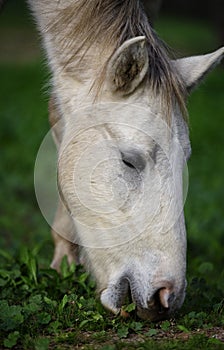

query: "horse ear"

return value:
[173, 47, 224, 91]
[107, 36, 149, 95]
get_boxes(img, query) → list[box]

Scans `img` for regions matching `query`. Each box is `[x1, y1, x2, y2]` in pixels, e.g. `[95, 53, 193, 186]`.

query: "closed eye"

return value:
[122, 158, 136, 169]
[121, 149, 146, 172]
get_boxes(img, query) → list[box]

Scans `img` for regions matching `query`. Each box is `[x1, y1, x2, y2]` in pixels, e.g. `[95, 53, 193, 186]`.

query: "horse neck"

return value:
[31, 1, 112, 102]
[45, 32, 108, 85]
[43, 30, 113, 115]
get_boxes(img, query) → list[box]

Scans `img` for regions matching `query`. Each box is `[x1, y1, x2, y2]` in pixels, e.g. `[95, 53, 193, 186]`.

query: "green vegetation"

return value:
[0, 249, 223, 349]
[0, 1, 223, 349]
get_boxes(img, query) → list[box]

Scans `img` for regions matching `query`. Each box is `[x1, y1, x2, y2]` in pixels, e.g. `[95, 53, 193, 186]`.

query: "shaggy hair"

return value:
[48, 0, 187, 120]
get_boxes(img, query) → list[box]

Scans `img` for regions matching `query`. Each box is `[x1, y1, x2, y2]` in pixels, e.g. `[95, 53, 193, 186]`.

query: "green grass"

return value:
[186, 70, 224, 280]
[0, 62, 50, 258]
[0, 2, 224, 349]
[0, 251, 223, 349]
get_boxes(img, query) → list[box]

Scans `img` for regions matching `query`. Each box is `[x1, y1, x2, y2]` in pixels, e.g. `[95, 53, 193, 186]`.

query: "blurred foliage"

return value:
[156, 17, 219, 56]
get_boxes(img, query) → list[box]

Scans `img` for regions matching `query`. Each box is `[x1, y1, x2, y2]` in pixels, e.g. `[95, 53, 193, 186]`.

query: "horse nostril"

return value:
[152, 284, 175, 314]
[159, 288, 171, 309]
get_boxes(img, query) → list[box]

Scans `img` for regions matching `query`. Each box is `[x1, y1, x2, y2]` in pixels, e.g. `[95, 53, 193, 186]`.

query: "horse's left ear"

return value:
[173, 47, 224, 91]
[107, 36, 149, 95]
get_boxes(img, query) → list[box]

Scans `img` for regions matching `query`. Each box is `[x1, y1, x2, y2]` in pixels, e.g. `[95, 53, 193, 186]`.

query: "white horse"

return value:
[29, 0, 224, 320]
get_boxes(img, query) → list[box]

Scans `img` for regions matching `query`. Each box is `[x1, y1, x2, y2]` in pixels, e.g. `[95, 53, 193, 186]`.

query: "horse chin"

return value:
[136, 306, 171, 321]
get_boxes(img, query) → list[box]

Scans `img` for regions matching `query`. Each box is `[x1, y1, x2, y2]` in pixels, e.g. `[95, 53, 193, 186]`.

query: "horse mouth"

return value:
[136, 289, 173, 321]
[100, 277, 181, 321]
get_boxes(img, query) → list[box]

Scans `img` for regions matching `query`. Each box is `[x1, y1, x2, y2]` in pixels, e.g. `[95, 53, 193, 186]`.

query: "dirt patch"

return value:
[50, 326, 224, 349]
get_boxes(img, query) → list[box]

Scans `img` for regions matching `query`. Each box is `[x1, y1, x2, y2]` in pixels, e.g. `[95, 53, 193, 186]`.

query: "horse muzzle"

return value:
[100, 275, 186, 321]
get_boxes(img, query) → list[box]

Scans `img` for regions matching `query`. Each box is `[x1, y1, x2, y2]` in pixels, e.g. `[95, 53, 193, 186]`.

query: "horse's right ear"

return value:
[173, 47, 224, 92]
[107, 36, 149, 95]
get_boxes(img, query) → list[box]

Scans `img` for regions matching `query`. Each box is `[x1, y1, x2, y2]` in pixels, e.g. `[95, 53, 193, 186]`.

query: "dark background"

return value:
[161, 0, 224, 43]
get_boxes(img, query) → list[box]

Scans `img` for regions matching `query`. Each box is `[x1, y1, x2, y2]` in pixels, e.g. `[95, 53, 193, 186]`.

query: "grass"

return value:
[0, 251, 223, 349]
[0, 1, 224, 349]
